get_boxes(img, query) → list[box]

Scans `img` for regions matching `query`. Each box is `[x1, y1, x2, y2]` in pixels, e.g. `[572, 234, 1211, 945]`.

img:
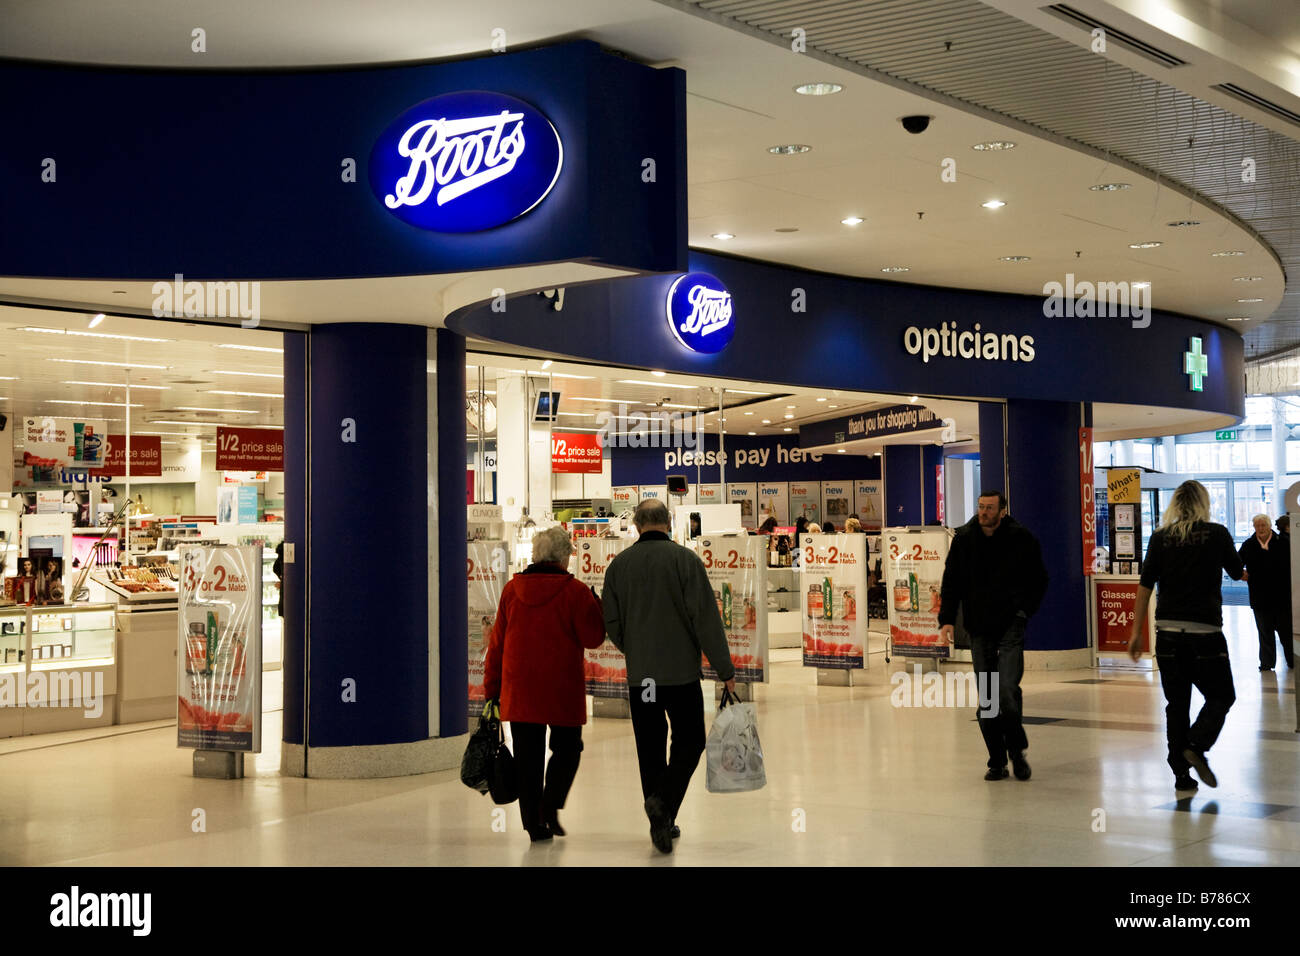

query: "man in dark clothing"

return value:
[939, 491, 1049, 782]
[602, 499, 736, 854]
[1239, 514, 1294, 670]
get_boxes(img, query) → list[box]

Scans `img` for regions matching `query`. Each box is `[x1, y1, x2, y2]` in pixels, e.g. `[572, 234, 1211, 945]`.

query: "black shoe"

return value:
[671, 824, 681, 840]
[984, 766, 1010, 781]
[526, 825, 553, 843]
[1182, 748, 1218, 788]
[644, 795, 673, 854]
[542, 810, 565, 837]
[1011, 751, 1032, 781]
[1260, 666, 1274, 672]
[1174, 774, 1199, 793]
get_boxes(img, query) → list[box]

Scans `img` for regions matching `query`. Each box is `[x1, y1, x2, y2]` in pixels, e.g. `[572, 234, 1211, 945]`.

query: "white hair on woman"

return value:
[1252, 513, 1270, 526]
[532, 526, 574, 565]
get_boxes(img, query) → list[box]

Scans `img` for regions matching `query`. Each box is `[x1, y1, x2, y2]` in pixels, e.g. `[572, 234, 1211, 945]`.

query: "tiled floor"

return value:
[0, 606, 1295, 866]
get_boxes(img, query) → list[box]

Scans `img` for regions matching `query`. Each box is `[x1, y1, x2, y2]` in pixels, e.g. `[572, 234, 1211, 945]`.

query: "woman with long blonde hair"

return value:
[1129, 480, 1244, 792]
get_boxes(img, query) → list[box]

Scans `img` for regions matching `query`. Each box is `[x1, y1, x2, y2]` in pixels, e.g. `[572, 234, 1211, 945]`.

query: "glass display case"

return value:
[0, 604, 27, 669]
[0, 603, 117, 669]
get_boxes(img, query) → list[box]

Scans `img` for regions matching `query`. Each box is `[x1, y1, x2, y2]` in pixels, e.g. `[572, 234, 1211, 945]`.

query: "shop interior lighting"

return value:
[999, 256, 1031, 262]
[540, 360, 553, 369]
[1129, 241, 1162, 249]
[711, 232, 735, 240]
[23, 327, 170, 343]
[1166, 220, 1201, 227]
[1233, 276, 1263, 282]
[1238, 298, 1264, 303]
[1227, 317, 1250, 322]
[556, 412, 596, 418]
[748, 431, 756, 436]
[720, 388, 769, 395]
[1211, 250, 1245, 257]
[795, 82, 842, 95]
[816, 397, 827, 402]
[981, 200, 1006, 209]
[1132, 282, 1151, 289]
[659, 403, 701, 409]
[762, 419, 772, 424]
[567, 396, 639, 406]
[881, 266, 909, 273]
[840, 216, 864, 226]
[829, 404, 839, 408]
[651, 370, 666, 377]
[837, 449, 845, 453]
[786, 404, 796, 409]
[207, 369, 283, 378]
[971, 141, 1016, 151]
[0, 376, 19, 381]
[214, 344, 283, 353]
[783, 427, 793, 432]
[527, 371, 592, 380]
[176, 406, 257, 414]
[147, 420, 218, 426]
[46, 400, 144, 408]
[784, 414, 794, 419]
[909, 396, 918, 403]
[48, 358, 168, 369]
[767, 144, 811, 154]
[136, 431, 203, 436]
[62, 380, 167, 389]
[1089, 183, 1130, 191]
[208, 390, 284, 398]
[618, 379, 696, 389]
[88, 313, 105, 328]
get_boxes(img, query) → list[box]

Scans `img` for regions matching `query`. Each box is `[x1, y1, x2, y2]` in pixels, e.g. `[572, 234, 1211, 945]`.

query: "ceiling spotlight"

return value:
[783, 427, 793, 432]
[748, 431, 756, 435]
[88, 313, 105, 328]
[981, 200, 1006, 209]
[712, 232, 735, 240]
[784, 414, 794, 419]
[999, 256, 1030, 262]
[762, 419, 772, 424]
[971, 141, 1016, 151]
[768, 144, 812, 154]
[816, 397, 827, 402]
[1238, 298, 1264, 303]
[1166, 220, 1201, 227]
[1129, 241, 1163, 249]
[1233, 276, 1263, 282]
[1226, 317, 1250, 322]
[1089, 183, 1130, 191]
[744, 411, 753, 415]
[841, 216, 864, 226]
[1132, 282, 1151, 289]
[795, 82, 843, 95]
[829, 405, 839, 409]
[1211, 250, 1245, 257]
[651, 370, 665, 377]
[837, 449, 846, 454]
[881, 266, 910, 273]
[786, 405, 796, 409]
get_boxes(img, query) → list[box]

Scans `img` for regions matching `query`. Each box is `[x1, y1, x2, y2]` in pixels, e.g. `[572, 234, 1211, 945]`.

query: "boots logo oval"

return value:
[369, 91, 563, 233]
[667, 273, 735, 353]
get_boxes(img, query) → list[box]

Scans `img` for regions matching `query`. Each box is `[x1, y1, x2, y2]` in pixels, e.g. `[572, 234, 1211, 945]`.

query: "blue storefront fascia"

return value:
[449, 250, 1244, 419]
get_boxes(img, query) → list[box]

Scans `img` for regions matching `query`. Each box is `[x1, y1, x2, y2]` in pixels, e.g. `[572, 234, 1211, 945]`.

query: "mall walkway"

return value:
[1, 607, 1295, 866]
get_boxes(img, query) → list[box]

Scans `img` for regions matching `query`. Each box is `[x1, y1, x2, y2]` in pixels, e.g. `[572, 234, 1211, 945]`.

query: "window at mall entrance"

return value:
[1204, 480, 1229, 528]
[1232, 480, 1273, 540]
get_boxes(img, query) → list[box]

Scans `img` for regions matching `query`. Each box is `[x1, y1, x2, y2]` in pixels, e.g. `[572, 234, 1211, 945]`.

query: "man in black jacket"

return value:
[939, 491, 1049, 782]
[1239, 514, 1294, 671]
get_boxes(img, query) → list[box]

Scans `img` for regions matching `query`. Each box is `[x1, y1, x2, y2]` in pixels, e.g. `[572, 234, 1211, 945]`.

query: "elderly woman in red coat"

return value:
[484, 526, 607, 841]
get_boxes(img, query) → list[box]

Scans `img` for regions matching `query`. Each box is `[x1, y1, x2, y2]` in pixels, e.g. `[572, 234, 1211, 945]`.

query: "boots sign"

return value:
[369, 91, 564, 233]
[666, 273, 735, 353]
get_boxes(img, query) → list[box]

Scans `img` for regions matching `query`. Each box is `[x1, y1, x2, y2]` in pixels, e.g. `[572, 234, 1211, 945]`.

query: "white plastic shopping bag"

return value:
[706, 690, 767, 793]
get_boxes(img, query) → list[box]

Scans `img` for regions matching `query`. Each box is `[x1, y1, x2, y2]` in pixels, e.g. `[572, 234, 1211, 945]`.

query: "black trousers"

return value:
[1155, 630, 1235, 776]
[627, 681, 706, 821]
[509, 722, 583, 831]
[1251, 604, 1294, 669]
[970, 621, 1028, 769]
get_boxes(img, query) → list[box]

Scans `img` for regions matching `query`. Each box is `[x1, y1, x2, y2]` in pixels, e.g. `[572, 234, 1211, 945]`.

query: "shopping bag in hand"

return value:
[706, 689, 767, 793]
[460, 700, 518, 804]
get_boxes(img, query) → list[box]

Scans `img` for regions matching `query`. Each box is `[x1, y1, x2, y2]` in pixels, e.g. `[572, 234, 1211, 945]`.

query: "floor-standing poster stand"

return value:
[574, 537, 630, 719]
[699, 534, 769, 702]
[801, 532, 868, 686]
[178, 543, 262, 779]
[883, 525, 954, 669]
[467, 538, 508, 727]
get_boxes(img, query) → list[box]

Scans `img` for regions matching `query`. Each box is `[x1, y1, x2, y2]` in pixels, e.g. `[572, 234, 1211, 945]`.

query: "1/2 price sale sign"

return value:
[551, 432, 603, 474]
[176, 544, 262, 752]
[216, 426, 284, 471]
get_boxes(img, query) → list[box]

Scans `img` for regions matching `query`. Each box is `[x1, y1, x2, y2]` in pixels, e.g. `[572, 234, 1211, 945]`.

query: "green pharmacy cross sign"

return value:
[1184, 337, 1208, 392]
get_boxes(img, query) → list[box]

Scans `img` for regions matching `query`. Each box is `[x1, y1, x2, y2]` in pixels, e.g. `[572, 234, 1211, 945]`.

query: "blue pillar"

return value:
[1005, 399, 1087, 652]
[884, 445, 924, 526]
[978, 402, 1006, 496]
[282, 332, 307, 755]
[281, 323, 468, 778]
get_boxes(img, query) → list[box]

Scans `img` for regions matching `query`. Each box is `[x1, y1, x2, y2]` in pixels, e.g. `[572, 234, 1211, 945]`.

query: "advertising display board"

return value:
[1092, 576, 1152, 656]
[855, 480, 883, 532]
[1079, 428, 1096, 577]
[800, 533, 867, 669]
[467, 540, 508, 717]
[698, 535, 768, 682]
[551, 431, 603, 474]
[91, 435, 163, 478]
[696, 483, 724, 505]
[177, 544, 263, 752]
[638, 485, 667, 504]
[883, 526, 953, 659]
[22, 417, 109, 468]
[215, 427, 284, 472]
[821, 482, 852, 529]
[611, 486, 638, 511]
[758, 481, 788, 524]
[573, 538, 629, 697]
[789, 482, 821, 524]
[726, 483, 758, 529]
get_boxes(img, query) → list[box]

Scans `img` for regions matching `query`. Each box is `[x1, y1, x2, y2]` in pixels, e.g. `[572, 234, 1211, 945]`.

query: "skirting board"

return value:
[281, 734, 469, 779]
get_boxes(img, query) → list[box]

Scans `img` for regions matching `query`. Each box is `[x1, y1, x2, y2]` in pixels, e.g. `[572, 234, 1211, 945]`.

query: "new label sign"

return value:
[666, 272, 735, 353]
[369, 91, 563, 233]
[551, 431, 602, 474]
[215, 427, 284, 472]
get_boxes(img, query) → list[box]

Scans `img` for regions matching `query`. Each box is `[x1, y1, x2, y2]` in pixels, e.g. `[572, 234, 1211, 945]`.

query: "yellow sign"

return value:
[1107, 468, 1142, 505]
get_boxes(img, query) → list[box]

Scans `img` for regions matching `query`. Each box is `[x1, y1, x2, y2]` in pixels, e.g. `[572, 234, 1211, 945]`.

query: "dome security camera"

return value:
[900, 115, 932, 134]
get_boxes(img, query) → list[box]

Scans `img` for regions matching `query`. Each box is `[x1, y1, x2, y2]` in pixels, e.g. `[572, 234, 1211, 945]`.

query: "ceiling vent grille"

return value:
[1211, 83, 1300, 128]
[1043, 4, 1187, 68]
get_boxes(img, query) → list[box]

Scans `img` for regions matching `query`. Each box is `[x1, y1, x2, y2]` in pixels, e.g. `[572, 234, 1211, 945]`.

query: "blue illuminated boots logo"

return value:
[666, 273, 735, 353]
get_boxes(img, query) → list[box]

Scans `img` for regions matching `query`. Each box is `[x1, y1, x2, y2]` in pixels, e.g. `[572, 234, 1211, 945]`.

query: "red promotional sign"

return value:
[935, 463, 945, 524]
[91, 435, 163, 477]
[1094, 579, 1150, 654]
[1079, 427, 1096, 577]
[551, 432, 602, 474]
[216, 427, 284, 471]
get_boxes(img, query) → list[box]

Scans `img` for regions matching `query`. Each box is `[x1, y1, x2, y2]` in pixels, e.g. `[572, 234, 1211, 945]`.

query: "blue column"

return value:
[884, 445, 924, 525]
[978, 402, 1006, 495]
[436, 330, 468, 738]
[1005, 399, 1086, 652]
[282, 332, 307, 750]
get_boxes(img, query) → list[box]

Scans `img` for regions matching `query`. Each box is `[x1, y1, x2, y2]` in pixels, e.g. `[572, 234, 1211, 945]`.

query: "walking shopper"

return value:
[1239, 514, 1294, 671]
[483, 526, 607, 842]
[939, 491, 1049, 782]
[1129, 480, 1244, 792]
[602, 500, 736, 854]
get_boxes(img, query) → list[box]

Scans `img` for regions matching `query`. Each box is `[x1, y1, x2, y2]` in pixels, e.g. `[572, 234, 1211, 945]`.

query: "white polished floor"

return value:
[1, 606, 1296, 866]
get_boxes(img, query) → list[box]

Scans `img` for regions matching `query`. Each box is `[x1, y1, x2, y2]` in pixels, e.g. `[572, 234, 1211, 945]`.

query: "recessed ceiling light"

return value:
[46, 399, 144, 407]
[1089, 183, 1130, 191]
[148, 420, 218, 427]
[1238, 298, 1264, 303]
[768, 144, 812, 154]
[783, 427, 793, 432]
[1132, 282, 1151, 289]
[208, 390, 284, 398]
[658, 403, 701, 410]
[784, 414, 794, 419]
[556, 412, 596, 418]
[748, 431, 756, 436]
[786, 405, 796, 409]
[881, 266, 910, 273]
[1129, 241, 1162, 249]
[744, 411, 753, 415]
[527, 371, 592, 380]
[712, 232, 735, 240]
[567, 396, 639, 406]
[795, 82, 843, 95]
[48, 359, 168, 369]
[62, 380, 168, 389]
[1166, 220, 1200, 227]
[841, 216, 864, 226]
[762, 419, 772, 424]
[722, 389, 770, 396]
[651, 370, 666, 377]
[971, 141, 1016, 151]
[207, 370, 283, 378]
[981, 200, 1006, 209]
[909, 396, 918, 403]
[1233, 276, 1263, 282]
[816, 397, 827, 402]
[837, 449, 846, 453]
[1211, 250, 1245, 257]
[214, 344, 282, 353]
[999, 256, 1030, 262]
[0, 376, 18, 381]
[540, 359, 553, 369]
[20, 326, 170, 343]
[177, 406, 257, 414]
[88, 313, 105, 329]
[1226, 317, 1250, 322]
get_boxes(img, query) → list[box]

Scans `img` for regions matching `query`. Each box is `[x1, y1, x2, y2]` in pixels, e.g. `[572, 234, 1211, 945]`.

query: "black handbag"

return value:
[460, 701, 518, 805]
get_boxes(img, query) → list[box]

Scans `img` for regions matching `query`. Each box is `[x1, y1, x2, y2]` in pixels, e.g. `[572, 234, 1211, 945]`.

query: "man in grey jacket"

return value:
[603, 499, 736, 854]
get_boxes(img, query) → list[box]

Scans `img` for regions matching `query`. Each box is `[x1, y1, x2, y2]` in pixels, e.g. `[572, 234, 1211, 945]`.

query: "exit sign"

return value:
[1215, 430, 1237, 441]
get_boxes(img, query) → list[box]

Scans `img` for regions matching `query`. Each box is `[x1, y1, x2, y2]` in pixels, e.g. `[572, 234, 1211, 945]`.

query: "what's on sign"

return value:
[666, 272, 735, 353]
[216, 427, 284, 471]
[551, 431, 602, 474]
[1106, 467, 1142, 505]
[369, 91, 563, 233]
